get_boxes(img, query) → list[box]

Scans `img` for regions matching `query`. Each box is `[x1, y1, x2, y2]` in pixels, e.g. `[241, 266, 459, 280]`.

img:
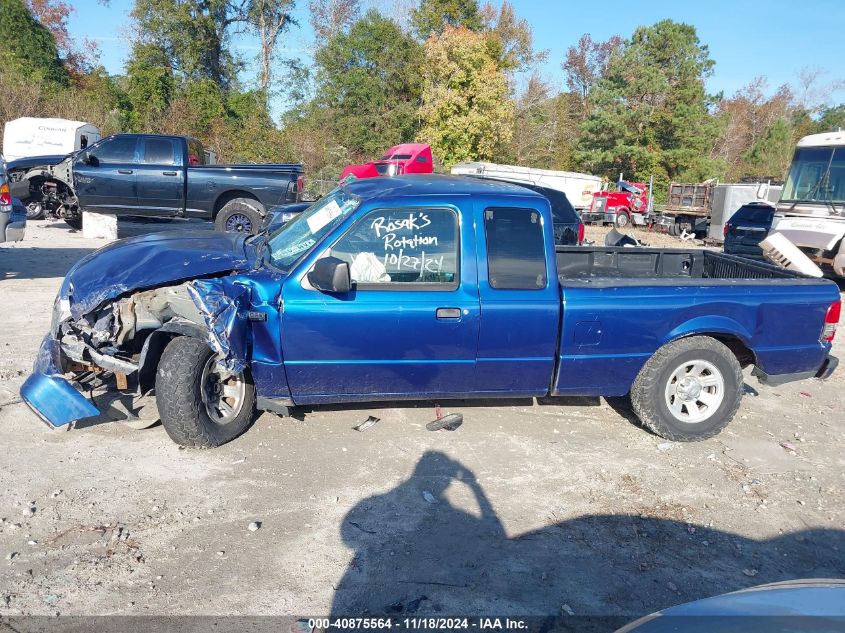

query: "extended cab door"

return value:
[475, 202, 560, 395]
[280, 204, 480, 403]
[133, 136, 185, 216]
[73, 135, 139, 212]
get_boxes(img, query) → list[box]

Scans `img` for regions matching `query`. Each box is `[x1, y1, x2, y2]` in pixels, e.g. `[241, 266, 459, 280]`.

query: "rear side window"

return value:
[142, 138, 177, 165]
[187, 138, 206, 165]
[484, 207, 547, 289]
[92, 136, 136, 163]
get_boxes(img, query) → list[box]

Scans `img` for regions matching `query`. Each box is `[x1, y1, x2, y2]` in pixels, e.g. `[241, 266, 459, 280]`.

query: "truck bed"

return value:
[555, 246, 820, 285]
[552, 246, 838, 397]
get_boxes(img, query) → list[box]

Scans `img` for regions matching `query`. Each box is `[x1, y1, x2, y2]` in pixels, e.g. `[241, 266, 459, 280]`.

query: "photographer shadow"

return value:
[331, 451, 845, 625]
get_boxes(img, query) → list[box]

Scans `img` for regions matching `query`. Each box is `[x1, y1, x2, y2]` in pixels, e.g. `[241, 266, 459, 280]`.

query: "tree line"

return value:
[1, 0, 843, 200]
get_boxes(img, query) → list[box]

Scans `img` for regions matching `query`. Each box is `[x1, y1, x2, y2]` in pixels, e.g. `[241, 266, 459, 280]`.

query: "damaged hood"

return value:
[61, 230, 251, 318]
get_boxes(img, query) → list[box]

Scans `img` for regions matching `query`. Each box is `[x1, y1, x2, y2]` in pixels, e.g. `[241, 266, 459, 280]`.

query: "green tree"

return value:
[411, 0, 482, 39]
[0, 0, 69, 87]
[741, 117, 795, 179]
[131, 0, 243, 88]
[575, 20, 724, 200]
[816, 105, 845, 133]
[314, 10, 423, 157]
[418, 25, 513, 166]
[125, 43, 175, 130]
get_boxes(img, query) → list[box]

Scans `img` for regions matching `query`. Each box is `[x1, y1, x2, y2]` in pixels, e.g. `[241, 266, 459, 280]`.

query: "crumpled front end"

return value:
[20, 276, 265, 429]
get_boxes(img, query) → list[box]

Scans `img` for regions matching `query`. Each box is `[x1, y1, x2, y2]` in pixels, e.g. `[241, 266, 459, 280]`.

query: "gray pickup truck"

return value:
[7, 133, 304, 233]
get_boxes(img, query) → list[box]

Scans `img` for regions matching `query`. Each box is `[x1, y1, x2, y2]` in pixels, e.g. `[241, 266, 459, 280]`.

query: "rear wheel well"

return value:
[677, 333, 756, 369]
[212, 191, 262, 218]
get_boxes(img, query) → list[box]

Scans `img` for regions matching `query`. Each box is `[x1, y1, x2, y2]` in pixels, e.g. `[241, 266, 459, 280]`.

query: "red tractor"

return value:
[582, 181, 650, 228]
[341, 144, 434, 180]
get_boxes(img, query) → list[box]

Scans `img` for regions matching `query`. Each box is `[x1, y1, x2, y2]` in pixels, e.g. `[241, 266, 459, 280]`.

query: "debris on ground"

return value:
[799, 391, 812, 398]
[247, 521, 261, 532]
[422, 491, 438, 504]
[426, 413, 463, 432]
[561, 604, 575, 616]
[742, 568, 758, 577]
[352, 416, 380, 432]
[780, 441, 798, 453]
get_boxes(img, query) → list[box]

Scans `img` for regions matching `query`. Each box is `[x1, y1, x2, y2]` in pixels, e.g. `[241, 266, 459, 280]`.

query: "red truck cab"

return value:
[341, 144, 434, 180]
[583, 181, 649, 228]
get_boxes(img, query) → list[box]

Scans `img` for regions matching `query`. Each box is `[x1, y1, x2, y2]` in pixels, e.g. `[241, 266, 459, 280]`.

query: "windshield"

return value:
[267, 189, 360, 269]
[781, 146, 845, 205]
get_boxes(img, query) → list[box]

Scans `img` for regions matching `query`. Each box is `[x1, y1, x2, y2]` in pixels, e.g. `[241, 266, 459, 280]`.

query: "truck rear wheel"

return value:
[215, 198, 264, 234]
[156, 336, 256, 448]
[630, 336, 742, 441]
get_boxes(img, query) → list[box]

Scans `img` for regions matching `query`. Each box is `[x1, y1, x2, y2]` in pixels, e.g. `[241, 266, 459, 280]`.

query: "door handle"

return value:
[436, 307, 462, 319]
[162, 171, 178, 176]
[118, 169, 133, 174]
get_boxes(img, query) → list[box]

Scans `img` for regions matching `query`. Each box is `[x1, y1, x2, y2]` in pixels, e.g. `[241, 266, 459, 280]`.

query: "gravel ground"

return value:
[0, 218, 843, 624]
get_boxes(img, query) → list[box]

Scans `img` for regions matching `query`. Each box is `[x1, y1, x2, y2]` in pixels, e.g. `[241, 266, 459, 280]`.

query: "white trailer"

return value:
[769, 130, 845, 275]
[2, 118, 101, 161]
[450, 162, 603, 210]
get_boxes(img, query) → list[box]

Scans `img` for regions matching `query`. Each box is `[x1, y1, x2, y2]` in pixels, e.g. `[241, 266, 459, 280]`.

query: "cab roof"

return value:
[341, 173, 547, 203]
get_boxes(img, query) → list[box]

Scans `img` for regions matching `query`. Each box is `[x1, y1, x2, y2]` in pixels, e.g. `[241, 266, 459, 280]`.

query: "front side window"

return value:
[91, 136, 137, 163]
[484, 207, 547, 290]
[268, 189, 360, 269]
[330, 208, 458, 287]
[782, 147, 845, 204]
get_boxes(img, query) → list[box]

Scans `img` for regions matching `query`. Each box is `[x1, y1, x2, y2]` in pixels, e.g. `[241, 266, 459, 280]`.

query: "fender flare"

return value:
[662, 316, 756, 364]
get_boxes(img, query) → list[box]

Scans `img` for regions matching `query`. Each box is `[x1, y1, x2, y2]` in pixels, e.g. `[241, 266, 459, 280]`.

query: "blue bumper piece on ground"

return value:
[19, 336, 100, 428]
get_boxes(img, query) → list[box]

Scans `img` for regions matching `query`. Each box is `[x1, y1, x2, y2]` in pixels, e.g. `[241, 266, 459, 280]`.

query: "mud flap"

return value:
[19, 336, 100, 428]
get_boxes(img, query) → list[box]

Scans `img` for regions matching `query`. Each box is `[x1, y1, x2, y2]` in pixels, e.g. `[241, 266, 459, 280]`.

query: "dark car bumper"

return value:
[20, 335, 100, 428]
[753, 354, 838, 386]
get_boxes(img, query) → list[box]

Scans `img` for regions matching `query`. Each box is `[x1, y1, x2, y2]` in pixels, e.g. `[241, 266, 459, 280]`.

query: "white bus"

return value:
[771, 130, 845, 275]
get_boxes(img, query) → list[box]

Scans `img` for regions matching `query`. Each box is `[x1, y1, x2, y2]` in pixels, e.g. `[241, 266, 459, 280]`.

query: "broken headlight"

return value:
[51, 295, 71, 337]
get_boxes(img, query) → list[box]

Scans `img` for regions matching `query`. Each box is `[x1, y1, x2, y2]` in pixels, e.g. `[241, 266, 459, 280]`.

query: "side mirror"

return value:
[80, 151, 96, 166]
[308, 256, 351, 293]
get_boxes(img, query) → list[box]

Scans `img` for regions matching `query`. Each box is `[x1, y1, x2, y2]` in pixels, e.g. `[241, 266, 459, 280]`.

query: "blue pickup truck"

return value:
[7, 133, 304, 233]
[21, 175, 840, 447]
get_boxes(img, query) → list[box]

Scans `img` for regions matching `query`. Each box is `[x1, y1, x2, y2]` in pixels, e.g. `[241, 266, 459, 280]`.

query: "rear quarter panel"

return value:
[186, 166, 301, 216]
[553, 281, 839, 396]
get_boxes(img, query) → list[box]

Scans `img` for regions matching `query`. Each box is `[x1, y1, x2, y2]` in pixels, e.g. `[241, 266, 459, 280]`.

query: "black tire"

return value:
[630, 336, 742, 441]
[214, 198, 264, 234]
[155, 336, 256, 448]
[615, 210, 630, 228]
[24, 200, 45, 220]
[64, 215, 83, 230]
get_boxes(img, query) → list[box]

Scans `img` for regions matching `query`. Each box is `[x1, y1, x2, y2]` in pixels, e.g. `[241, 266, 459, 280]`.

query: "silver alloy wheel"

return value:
[200, 355, 246, 425]
[663, 359, 725, 424]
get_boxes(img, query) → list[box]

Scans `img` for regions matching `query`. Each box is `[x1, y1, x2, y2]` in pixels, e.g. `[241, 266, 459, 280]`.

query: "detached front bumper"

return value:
[20, 335, 100, 428]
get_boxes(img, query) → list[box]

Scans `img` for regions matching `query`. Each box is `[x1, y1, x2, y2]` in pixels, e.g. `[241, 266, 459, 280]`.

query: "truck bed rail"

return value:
[556, 247, 812, 283]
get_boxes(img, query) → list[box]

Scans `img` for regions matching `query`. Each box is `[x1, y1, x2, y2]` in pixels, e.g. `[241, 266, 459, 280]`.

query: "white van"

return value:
[2, 118, 101, 161]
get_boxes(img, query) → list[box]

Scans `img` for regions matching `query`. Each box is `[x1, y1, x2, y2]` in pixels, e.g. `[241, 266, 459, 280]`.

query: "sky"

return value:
[68, 0, 845, 118]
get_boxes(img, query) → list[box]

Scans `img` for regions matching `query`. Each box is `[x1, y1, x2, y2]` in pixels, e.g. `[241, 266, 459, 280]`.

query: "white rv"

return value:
[450, 162, 603, 210]
[2, 118, 101, 161]
[770, 131, 845, 275]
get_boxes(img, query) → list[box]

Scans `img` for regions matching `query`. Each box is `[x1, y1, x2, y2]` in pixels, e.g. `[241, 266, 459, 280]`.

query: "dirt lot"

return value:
[0, 219, 843, 625]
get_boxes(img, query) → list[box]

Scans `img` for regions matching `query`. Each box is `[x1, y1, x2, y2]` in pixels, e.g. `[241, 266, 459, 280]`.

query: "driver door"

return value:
[280, 206, 480, 403]
[74, 135, 140, 212]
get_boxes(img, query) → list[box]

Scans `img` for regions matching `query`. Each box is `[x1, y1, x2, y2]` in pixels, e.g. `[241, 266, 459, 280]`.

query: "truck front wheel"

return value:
[630, 336, 742, 441]
[215, 198, 264, 234]
[615, 211, 630, 228]
[156, 336, 256, 448]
